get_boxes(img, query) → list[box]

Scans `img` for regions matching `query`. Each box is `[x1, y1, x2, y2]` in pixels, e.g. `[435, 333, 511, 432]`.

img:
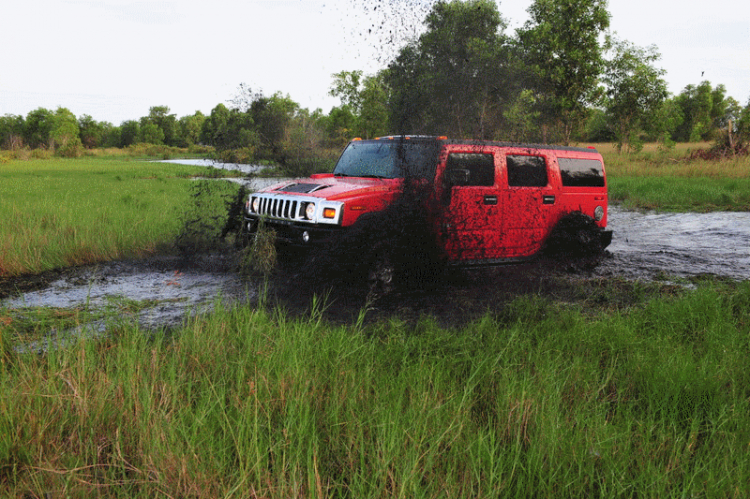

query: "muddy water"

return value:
[596, 206, 750, 281]
[3, 205, 750, 338]
[4, 254, 252, 335]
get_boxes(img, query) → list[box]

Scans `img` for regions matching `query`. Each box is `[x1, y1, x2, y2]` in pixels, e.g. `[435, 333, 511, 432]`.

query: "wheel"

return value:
[367, 248, 396, 300]
[544, 212, 604, 257]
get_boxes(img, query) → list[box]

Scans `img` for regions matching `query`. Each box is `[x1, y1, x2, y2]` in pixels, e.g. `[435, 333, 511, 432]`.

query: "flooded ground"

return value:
[3, 205, 750, 336]
[595, 207, 750, 281]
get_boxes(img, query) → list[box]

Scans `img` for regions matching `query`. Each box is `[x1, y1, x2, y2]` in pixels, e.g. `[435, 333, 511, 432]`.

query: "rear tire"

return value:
[544, 212, 604, 257]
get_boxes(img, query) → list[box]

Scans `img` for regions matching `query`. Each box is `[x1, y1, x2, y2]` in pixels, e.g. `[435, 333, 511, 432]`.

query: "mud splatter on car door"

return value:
[436, 149, 502, 262]
[500, 149, 559, 257]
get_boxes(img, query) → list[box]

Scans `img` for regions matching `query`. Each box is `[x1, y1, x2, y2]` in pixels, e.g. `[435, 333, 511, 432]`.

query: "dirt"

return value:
[3, 206, 750, 333]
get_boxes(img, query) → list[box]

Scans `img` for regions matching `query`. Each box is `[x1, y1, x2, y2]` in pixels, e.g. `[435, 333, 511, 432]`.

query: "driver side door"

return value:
[436, 150, 503, 262]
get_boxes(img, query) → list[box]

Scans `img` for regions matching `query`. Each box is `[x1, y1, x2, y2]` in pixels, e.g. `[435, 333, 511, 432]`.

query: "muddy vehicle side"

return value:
[243, 136, 611, 270]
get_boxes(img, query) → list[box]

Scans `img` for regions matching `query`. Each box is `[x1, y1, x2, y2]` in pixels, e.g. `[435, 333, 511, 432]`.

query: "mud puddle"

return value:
[595, 206, 750, 281]
[3, 206, 750, 339]
[3, 254, 253, 345]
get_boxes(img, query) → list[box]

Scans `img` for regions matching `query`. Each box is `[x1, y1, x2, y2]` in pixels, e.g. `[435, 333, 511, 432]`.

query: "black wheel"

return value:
[367, 247, 396, 300]
[544, 212, 604, 257]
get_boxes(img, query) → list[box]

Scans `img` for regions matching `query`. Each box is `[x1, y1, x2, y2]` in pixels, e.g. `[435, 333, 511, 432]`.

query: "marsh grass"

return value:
[588, 142, 750, 211]
[0, 158, 240, 277]
[2, 280, 749, 497]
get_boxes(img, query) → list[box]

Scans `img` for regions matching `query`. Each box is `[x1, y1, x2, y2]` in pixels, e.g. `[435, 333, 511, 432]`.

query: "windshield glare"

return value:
[333, 140, 439, 179]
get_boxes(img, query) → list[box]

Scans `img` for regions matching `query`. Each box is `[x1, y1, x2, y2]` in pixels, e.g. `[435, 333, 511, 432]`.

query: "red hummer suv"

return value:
[244, 136, 611, 282]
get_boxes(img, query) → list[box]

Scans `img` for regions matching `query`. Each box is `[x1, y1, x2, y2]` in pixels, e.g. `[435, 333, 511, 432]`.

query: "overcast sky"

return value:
[2, 0, 748, 125]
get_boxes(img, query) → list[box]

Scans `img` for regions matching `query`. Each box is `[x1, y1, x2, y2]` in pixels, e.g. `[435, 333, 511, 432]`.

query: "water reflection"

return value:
[160, 158, 290, 190]
[159, 158, 263, 175]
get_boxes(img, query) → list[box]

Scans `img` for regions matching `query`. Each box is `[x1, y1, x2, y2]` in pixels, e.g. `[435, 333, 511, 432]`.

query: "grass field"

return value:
[0, 157, 240, 277]
[595, 142, 750, 211]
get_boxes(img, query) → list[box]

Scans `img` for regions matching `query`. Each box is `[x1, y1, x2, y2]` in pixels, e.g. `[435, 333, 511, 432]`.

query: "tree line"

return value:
[2, 0, 749, 161]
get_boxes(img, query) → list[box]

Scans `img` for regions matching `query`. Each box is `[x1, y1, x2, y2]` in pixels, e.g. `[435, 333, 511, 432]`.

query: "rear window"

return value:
[558, 158, 605, 187]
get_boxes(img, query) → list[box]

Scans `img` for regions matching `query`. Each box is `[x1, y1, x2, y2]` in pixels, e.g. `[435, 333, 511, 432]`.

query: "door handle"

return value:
[484, 195, 498, 205]
[543, 195, 555, 205]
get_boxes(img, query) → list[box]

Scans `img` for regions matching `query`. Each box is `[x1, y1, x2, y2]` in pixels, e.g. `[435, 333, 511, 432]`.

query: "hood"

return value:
[259, 175, 400, 200]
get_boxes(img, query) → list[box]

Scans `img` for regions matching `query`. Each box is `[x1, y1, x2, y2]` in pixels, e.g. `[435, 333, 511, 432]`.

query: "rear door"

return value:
[500, 149, 560, 258]
[435, 146, 503, 262]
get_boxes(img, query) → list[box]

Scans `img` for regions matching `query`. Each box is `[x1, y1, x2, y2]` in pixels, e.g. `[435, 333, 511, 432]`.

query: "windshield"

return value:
[333, 140, 440, 180]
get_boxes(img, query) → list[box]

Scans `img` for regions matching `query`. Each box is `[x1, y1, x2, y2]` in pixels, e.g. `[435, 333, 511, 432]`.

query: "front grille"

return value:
[257, 196, 301, 221]
[248, 193, 343, 225]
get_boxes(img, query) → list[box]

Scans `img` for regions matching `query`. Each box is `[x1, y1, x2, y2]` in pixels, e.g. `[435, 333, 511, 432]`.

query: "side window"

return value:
[445, 153, 495, 187]
[558, 158, 605, 187]
[506, 155, 548, 187]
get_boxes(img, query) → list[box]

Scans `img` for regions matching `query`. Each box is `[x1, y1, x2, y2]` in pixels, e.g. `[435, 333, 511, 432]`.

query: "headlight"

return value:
[251, 197, 260, 213]
[305, 202, 316, 220]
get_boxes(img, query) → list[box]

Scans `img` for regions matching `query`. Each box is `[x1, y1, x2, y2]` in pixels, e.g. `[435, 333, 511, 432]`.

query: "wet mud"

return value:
[2, 206, 750, 333]
[2, 254, 252, 332]
[594, 206, 750, 281]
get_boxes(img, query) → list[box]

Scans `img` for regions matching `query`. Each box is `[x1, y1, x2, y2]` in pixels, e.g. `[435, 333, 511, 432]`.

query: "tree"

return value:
[24, 108, 54, 149]
[324, 105, 358, 146]
[517, 0, 610, 143]
[139, 123, 165, 145]
[200, 103, 255, 152]
[249, 92, 299, 160]
[602, 39, 668, 151]
[737, 98, 750, 143]
[647, 97, 684, 147]
[50, 107, 83, 157]
[140, 106, 178, 146]
[673, 81, 732, 142]
[330, 71, 364, 113]
[0, 114, 25, 149]
[178, 111, 206, 147]
[78, 114, 107, 149]
[200, 103, 230, 147]
[329, 70, 389, 139]
[119, 120, 140, 147]
[386, 0, 516, 138]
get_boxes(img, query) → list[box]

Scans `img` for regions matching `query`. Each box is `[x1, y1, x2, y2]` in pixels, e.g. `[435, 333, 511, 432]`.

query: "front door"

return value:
[437, 150, 502, 262]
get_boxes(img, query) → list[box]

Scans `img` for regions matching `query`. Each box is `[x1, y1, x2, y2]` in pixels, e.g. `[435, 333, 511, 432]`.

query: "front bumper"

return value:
[244, 216, 343, 246]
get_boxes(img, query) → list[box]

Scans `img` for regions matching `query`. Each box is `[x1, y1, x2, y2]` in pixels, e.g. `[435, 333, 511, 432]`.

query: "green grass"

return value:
[608, 176, 750, 211]
[1, 281, 749, 497]
[596, 142, 750, 212]
[0, 157, 240, 277]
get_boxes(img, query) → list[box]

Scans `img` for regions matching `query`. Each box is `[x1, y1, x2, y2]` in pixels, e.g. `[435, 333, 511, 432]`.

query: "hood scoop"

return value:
[276, 183, 328, 194]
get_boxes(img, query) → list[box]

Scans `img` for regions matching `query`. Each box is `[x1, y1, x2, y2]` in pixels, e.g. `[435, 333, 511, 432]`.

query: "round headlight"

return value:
[305, 202, 316, 220]
[251, 197, 260, 213]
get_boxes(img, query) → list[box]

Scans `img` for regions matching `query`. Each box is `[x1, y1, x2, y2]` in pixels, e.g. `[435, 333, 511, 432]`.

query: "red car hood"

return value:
[258, 175, 401, 200]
